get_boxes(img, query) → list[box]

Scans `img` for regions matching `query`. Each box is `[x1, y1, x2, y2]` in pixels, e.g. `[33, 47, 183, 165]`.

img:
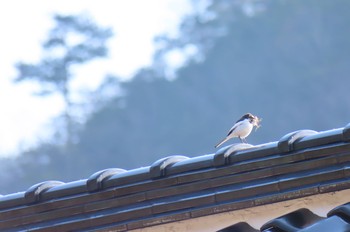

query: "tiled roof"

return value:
[219, 202, 350, 232]
[1, 124, 350, 231]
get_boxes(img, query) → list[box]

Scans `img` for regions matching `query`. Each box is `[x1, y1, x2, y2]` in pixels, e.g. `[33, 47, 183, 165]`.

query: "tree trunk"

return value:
[63, 82, 72, 147]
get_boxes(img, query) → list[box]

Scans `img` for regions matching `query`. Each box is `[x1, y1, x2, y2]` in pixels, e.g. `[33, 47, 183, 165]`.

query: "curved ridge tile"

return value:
[103, 167, 150, 188]
[87, 168, 126, 192]
[218, 222, 259, 232]
[41, 180, 87, 201]
[150, 155, 189, 178]
[261, 208, 324, 231]
[293, 128, 343, 151]
[166, 154, 214, 175]
[278, 130, 318, 153]
[214, 143, 254, 167]
[342, 123, 350, 141]
[328, 202, 350, 221]
[25, 181, 64, 204]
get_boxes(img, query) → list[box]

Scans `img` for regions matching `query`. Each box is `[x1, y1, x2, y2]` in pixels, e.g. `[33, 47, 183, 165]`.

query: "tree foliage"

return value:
[15, 14, 113, 143]
[15, 14, 112, 93]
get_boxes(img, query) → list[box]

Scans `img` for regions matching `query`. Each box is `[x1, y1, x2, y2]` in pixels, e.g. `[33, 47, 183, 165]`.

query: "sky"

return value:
[0, 0, 191, 156]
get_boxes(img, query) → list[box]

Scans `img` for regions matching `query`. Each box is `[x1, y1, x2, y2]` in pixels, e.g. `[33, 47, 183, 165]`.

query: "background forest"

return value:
[1, 0, 350, 194]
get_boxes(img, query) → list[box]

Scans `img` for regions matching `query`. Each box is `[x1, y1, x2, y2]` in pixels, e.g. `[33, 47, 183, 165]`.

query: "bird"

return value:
[215, 113, 261, 148]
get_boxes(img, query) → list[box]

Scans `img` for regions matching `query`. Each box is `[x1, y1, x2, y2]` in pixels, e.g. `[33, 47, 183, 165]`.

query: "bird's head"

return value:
[244, 113, 262, 128]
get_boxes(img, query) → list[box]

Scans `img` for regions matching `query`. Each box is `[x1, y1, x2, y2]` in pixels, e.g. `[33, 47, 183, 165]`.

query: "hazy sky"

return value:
[0, 0, 191, 156]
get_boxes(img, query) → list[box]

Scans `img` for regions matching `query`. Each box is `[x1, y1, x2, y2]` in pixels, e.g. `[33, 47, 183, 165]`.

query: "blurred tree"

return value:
[153, 0, 267, 76]
[14, 13, 113, 145]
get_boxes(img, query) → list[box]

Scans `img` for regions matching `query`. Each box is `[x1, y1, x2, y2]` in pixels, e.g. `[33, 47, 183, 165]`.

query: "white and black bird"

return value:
[215, 113, 261, 148]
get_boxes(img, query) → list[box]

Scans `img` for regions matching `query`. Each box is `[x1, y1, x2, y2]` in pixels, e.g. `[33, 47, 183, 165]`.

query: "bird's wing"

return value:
[227, 121, 244, 136]
[235, 115, 245, 123]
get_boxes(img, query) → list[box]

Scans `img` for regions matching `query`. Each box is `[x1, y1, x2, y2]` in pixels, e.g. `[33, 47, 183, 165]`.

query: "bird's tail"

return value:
[215, 137, 229, 148]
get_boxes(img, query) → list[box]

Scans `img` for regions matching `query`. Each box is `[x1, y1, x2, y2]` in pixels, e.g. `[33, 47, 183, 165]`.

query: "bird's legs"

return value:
[239, 137, 248, 143]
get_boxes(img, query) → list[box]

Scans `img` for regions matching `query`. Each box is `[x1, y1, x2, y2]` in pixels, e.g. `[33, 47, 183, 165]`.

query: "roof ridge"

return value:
[1, 124, 350, 231]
